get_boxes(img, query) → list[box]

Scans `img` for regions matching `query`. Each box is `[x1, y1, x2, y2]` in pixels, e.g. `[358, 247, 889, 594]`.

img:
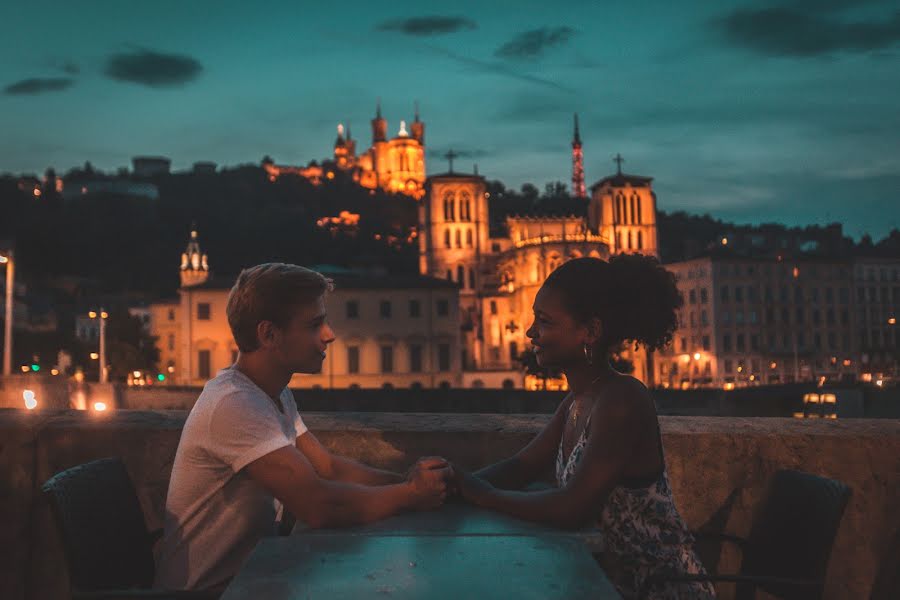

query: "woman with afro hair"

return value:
[452, 255, 715, 599]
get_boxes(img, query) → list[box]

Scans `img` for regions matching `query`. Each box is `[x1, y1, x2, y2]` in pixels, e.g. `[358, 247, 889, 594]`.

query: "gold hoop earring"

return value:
[583, 343, 593, 366]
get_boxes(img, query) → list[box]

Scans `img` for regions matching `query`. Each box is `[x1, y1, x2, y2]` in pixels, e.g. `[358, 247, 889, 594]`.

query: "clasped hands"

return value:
[405, 457, 489, 510]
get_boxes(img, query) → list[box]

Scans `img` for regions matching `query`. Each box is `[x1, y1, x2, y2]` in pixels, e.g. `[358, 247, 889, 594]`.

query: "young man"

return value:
[154, 263, 452, 592]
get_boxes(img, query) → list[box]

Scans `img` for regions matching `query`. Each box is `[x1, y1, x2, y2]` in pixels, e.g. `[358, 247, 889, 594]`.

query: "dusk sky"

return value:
[3, 0, 899, 239]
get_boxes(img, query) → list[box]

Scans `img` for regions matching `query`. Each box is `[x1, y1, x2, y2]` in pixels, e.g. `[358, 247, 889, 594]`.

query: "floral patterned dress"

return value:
[556, 412, 716, 599]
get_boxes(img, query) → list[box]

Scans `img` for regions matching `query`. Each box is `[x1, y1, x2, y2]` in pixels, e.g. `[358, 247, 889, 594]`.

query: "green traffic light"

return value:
[31, 364, 40, 372]
[157, 374, 166, 382]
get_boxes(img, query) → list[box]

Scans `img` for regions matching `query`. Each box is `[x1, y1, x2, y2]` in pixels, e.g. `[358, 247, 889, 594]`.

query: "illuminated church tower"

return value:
[571, 114, 586, 198]
[588, 154, 659, 257]
[180, 227, 209, 287]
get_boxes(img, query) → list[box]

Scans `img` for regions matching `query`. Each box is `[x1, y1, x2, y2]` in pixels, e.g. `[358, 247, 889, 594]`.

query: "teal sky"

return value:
[2, 0, 899, 238]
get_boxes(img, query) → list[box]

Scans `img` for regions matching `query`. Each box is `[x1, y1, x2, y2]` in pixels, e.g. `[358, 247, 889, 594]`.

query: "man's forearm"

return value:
[297, 479, 412, 529]
[331, 455, 404, 486]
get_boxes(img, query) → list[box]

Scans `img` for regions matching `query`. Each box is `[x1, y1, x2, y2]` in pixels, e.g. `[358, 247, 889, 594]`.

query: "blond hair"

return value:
[226, 263, 333, 352]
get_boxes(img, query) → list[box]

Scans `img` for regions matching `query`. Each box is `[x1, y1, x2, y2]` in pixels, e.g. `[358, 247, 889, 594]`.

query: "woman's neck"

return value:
[564, 360, 616, 396]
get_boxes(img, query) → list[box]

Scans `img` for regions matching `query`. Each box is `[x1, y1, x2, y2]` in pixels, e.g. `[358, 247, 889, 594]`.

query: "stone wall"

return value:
[1, 410, 898, 599]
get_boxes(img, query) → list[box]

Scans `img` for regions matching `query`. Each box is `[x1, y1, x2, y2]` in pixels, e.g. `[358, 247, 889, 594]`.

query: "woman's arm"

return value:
[459, 385, 644, 529]
[474, 394, 573, 489]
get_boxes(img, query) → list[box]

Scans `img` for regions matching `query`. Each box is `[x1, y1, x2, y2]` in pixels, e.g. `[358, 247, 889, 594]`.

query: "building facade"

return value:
[417, 156, 661, 388]
[657, 253, 900, 389]
[149, 230, 462, 388]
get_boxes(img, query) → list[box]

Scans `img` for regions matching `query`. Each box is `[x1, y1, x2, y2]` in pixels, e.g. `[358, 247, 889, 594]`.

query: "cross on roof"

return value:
[444, 149, 458, 173]
[613, 153, 624, 175]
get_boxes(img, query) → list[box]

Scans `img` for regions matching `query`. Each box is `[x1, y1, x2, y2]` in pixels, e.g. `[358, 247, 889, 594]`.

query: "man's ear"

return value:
[257, 320, 276, 348]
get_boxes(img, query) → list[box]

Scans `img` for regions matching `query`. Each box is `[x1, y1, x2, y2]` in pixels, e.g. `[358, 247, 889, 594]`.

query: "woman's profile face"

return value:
[525, 285, 587, 368]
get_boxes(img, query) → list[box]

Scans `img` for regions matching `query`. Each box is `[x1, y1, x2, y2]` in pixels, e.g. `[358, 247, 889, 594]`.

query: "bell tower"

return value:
[180, 226, 209, 287]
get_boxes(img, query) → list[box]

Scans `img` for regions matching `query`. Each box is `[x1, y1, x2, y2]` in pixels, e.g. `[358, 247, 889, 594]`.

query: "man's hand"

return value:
[406, 457, 453, 510]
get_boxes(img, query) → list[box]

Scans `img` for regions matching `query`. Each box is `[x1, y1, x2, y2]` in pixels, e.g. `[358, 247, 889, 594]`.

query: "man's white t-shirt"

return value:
[154, 367, 307, 591]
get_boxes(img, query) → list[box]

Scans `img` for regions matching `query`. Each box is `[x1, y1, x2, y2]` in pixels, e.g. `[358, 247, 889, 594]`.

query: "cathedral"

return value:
[155, 110, 661, 389]
[263, 101, 427, 199]
[417, 115, 660, 387]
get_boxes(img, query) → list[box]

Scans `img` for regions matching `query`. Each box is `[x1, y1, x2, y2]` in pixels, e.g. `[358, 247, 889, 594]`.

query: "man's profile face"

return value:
[272, 295, 335, 374]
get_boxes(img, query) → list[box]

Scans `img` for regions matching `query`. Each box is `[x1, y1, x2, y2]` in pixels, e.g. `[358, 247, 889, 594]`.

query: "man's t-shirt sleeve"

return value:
[281, 388, 309, 439]
[207, 392, 293, 473]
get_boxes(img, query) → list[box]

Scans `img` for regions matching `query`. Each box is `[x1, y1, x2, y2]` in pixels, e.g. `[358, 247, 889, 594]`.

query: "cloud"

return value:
[3, 77, 75, 95]
[105, 48, 203, 87]
[427, 45, 574, 92]
[495, 27, 576, 60]
[427, 148, 493, 160]
[59, 61, 80, 75]
[717, 7, 900, 57]
[376, 16, 476, 36]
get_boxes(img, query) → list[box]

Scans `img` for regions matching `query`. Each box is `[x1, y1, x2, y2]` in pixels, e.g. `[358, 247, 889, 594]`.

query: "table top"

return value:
[290, 501, 603, 549]
[221, 534, 621, 600]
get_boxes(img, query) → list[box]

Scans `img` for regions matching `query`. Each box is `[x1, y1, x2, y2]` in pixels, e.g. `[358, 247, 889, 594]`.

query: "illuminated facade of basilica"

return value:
[263, 102, 426, 199]
[418, 118, 660, 388]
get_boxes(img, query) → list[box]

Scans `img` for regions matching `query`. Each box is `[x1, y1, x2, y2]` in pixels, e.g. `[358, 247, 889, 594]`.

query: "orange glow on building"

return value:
[264, 104, 426, 199]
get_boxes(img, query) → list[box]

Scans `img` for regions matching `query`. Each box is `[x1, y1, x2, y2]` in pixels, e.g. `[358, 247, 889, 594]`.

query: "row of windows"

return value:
[445, 265, 477, 290]
[443, 227, 475, 249]
[716, 264, 852, 280]
[346, 298, 451, 319]
[196, 343, 454, 380]
[346, 343, 453, 374]
[614, 230, 644, 251]
[443, 192, 473, 222]
[614, 192, 642, 225]
[192, 299, 454, 322]
[856, 266, 900, 282]
[718, 285, 852, 305]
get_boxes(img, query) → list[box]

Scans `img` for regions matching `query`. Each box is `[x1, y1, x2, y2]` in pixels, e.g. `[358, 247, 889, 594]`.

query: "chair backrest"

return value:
[740, 469, 851, 600]
[42, 457, 155, 591]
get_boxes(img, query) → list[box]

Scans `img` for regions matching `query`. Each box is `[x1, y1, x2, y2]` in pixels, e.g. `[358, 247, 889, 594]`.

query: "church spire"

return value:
[180, 224, 209, 288]
[410, 101, 425, 144]
[571, 113, 586, 198]
[371, 98, 387, 143]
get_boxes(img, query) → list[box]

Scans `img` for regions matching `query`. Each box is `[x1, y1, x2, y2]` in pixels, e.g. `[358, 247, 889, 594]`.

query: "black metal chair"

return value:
[642, 469, 851, 600]
[42, 457, 218, 600]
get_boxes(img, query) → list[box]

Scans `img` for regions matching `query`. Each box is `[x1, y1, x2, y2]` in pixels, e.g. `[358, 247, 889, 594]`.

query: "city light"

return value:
[770, 362, 777, 369]
[51, 368, 59, 375]
[90, 352, 99, 360]
[23, 390, 37, 410]
[88, 311, 97, 319]
[889, 317, 896, 325]
[693, 352, 701, 361]
[20, 365, 29, 373]
[0, 255, 7, 263]
[93, 401, 108, 412]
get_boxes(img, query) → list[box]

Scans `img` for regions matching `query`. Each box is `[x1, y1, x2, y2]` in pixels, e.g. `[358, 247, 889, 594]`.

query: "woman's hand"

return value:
[451, 463, 493, 505]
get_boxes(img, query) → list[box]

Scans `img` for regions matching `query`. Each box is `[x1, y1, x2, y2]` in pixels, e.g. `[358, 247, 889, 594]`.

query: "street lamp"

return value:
[0, 249, 13, 376]
[89, 308, 109, 383]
